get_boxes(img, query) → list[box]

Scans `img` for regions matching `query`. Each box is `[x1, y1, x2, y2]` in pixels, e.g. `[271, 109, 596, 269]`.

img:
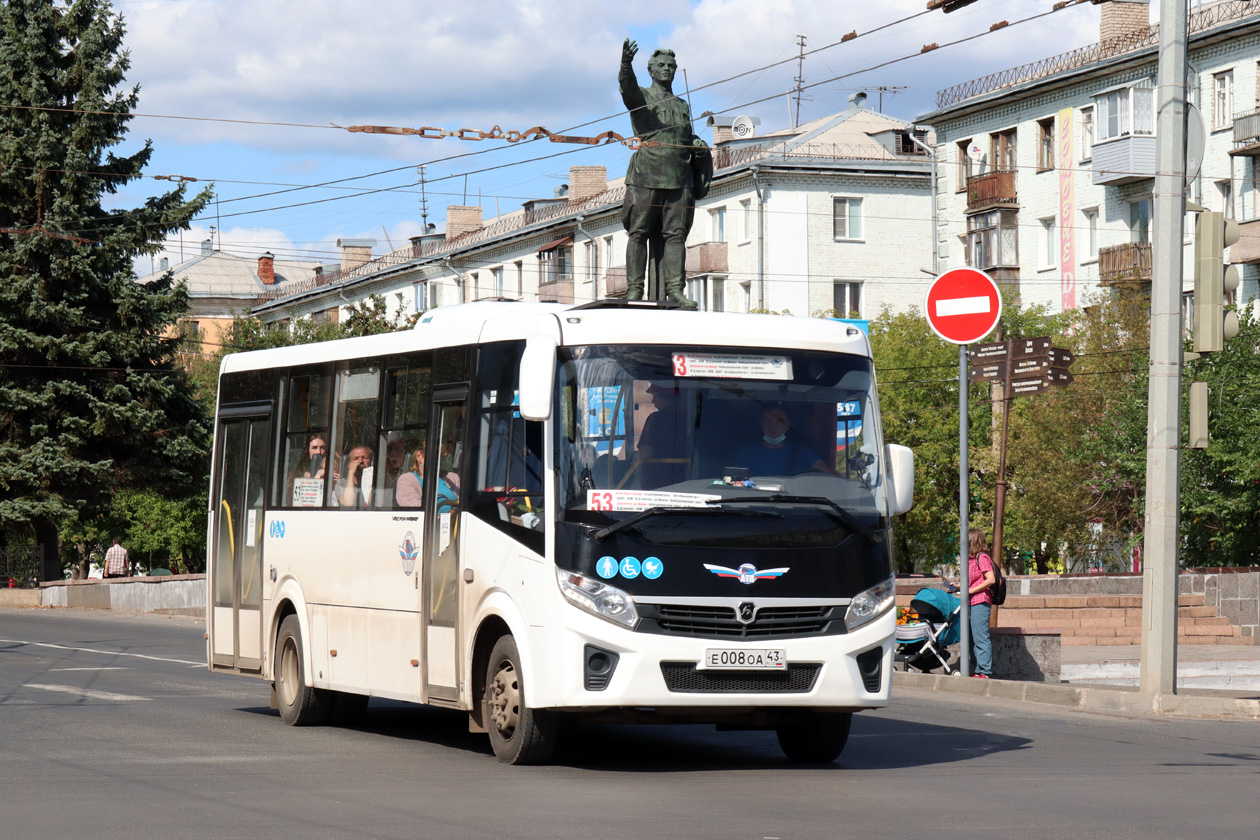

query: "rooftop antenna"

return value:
[417, 165, 430, 230]
[792, 34, 808, 128]
[873, 85, 908, 113]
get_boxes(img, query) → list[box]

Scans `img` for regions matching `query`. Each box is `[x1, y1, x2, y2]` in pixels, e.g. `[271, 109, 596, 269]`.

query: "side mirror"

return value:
[518, 334, 558, 421]
[885, 444, 915, 516]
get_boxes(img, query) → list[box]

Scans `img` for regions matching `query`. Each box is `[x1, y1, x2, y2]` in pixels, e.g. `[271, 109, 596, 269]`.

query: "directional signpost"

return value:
[926, 268, 1003, 679]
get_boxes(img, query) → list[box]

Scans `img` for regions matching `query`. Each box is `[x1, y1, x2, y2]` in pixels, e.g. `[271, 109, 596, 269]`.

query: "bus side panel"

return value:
[458, 517, 557, 708]
[264, 510, 423, 700]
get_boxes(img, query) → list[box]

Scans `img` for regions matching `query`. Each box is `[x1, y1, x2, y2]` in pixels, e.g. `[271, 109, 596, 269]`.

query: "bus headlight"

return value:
[556, 569, 639, 629]
[845, 575, 896, 631]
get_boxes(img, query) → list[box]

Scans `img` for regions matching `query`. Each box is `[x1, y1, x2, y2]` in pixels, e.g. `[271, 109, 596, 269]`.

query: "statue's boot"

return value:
[627, 279, 644, 301]
[664, 278, 698, 310]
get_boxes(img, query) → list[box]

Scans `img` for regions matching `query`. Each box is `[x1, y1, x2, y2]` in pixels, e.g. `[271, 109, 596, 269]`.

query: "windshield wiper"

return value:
[593, 506, 781, 542]
[707, 495, 879, 544]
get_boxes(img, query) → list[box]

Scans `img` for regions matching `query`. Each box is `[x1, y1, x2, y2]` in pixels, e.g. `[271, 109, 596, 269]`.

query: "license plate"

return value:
[701, 648, 787, 670]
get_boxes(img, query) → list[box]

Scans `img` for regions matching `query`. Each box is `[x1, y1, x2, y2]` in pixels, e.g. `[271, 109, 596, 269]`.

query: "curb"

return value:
[893, 670, 1260, 720]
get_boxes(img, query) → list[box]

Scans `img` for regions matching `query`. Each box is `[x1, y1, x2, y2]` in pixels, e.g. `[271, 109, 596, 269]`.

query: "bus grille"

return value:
[641, 604, 841, 640]
[660, 662, 821, 693]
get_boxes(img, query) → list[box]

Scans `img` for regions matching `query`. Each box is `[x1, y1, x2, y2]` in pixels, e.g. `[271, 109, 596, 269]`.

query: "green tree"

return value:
[0, 0, 213, 579]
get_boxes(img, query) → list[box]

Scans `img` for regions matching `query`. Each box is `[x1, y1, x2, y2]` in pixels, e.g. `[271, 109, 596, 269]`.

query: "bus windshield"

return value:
[556, 344, 888, 543]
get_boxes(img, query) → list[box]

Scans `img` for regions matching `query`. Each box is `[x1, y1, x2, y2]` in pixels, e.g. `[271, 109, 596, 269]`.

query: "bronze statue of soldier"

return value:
[619, 39, 712, 309]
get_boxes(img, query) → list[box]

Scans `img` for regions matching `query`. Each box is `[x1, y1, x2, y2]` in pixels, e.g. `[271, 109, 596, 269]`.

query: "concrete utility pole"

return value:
[1140, 0, 1189, 697]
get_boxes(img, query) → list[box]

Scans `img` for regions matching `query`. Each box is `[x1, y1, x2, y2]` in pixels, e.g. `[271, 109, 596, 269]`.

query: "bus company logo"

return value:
[738, 602, 756, 624]
[703, 563, 789, 585]
[399, 531, 419, 576]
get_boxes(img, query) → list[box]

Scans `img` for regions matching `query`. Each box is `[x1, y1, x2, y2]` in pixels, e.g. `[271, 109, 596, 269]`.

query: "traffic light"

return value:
[1192, 210, 1239, 354]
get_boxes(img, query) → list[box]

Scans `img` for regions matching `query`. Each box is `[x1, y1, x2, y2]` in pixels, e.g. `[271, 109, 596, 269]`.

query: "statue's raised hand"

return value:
[622, 38, 638, 64]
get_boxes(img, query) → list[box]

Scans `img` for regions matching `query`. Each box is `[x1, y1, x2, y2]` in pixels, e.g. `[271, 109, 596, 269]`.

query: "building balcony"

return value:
[1231, 108, 1260, 156]
[1098, 242, 1152, 286]
[686, 241, 729, 277]
[1230, 219, 1260, 264]
[966, 170, 1017, 214]
[538, 278, 575, 304]
[1091, 135, 1156, 185]
[605, 266, 627, 297]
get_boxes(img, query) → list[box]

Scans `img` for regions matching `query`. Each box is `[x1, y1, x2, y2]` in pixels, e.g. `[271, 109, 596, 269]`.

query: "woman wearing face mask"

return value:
[735, 406, 834, 477]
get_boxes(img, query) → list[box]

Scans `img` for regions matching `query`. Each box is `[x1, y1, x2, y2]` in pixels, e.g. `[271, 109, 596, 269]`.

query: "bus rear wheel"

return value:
[775, 711, 852, 763]
[484, 635, 557, 765]
[275, 614, 328, 726]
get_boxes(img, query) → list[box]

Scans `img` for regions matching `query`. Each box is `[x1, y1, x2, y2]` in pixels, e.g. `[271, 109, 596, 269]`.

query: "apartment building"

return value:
[249, 97, 934, 326]
[917, 0, 1260, 316]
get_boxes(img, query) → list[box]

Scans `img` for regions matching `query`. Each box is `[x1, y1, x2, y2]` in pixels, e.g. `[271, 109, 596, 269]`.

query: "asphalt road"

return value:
[2, 608, 1258, 840]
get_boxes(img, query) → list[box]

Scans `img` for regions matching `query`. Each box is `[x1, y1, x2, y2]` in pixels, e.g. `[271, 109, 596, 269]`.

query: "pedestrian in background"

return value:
[961, 528, 997, 678]
[103, 536, 129, 579]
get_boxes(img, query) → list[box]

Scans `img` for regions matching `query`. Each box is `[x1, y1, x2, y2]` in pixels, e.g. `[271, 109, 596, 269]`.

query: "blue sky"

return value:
[109, 0, 1115, 276]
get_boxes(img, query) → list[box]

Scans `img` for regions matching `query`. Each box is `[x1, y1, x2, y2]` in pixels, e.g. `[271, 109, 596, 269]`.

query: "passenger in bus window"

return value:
[735, 407, 835, 477]
[396, 437, 426, 509]
[289, 432, 333, 507]
[336, 445, 374, 509]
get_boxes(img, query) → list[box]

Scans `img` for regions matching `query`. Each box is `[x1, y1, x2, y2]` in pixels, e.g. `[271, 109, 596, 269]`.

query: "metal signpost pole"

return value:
[958, 344, 971, 678]
[1140, 0, 1188, 697]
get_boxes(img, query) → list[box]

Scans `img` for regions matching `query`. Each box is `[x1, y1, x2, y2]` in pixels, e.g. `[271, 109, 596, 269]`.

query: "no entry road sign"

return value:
[925, 268, 1002, 345]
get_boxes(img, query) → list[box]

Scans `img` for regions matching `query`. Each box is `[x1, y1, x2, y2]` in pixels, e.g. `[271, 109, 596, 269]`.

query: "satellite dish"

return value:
[732, 115, 756, 139]
[967, 144, 985, 163]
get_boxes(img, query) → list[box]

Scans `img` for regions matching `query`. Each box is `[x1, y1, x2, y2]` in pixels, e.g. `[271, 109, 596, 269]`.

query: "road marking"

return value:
[25, 683, 149, 702]
[935, 295, 992, 317]
[0, 638, 203, 667]
[50, 667, 129, 672]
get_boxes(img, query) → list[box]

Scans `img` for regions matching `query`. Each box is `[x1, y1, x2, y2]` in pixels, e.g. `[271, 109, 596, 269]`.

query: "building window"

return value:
[740, 281, 752, 313]
[740, 198, 753, 241]
[603, 236, 614, 273]
[990, 128, 1017, 172]
[710, 206, 726, 242]
[1037, 118, 1055, 171]
[956, 138, 974, 191]
[513, 261, 524, 296]
[539, 242, 573, 284]
[1213, 70, 1234, 131]
[1217, 179, 1234, 219]
[1094, 83, 1155, 142]
[1040, 218, 1058, 268]
[492, 267, 505, 297]
[583, 240, 598, 282]
[966, 209, 1018, 270]
[469, 271, 480, 299]
[833, 197, 863, 240]
[832, 280, 863, 318]
[1083, 208, 1099, 261]
[1129, 199, 1151, 244]
[686, 276, 725, 312]
[1080, 107, 1094, 160]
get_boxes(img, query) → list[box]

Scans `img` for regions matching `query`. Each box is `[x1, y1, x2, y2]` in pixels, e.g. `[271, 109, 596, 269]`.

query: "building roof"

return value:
[136, 250, 325, 300]
[919, 0, 1260, 123]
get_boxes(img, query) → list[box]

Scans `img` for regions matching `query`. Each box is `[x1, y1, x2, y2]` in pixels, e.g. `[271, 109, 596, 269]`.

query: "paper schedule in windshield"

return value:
[670, 353, 793, 380]
[588, 490, 720, 512]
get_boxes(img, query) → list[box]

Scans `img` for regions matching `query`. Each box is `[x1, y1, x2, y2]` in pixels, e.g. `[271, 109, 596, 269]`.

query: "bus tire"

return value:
[485, 635, 557, 765]
[775, 711, 852, 763]
[275, 614, 329, 726]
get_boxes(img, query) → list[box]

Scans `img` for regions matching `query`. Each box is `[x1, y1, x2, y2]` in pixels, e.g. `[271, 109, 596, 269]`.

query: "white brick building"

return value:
[916, 0, 1260, 316]
[251, 98, 934, 326]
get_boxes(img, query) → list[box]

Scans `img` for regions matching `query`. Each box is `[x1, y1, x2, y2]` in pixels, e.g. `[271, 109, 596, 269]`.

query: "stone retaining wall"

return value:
[38, 574, 205, 616]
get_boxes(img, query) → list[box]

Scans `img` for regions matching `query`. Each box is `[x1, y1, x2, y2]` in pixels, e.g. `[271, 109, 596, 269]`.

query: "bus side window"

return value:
[377, 356, 432, 510]
[328, 362, 382, 510]
[277, 366, 333, 508]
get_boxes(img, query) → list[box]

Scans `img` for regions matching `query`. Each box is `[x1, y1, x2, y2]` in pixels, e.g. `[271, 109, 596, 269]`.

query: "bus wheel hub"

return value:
[489, 663, 520, 736]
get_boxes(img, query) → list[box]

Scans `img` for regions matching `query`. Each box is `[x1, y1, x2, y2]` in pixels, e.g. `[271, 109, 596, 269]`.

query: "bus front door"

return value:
[423, 399, 465, 703]
[210, 412, 270, 673]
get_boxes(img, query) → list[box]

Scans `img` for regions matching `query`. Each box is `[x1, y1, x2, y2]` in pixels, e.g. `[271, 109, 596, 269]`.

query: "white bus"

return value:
[206, 300, 914, 764]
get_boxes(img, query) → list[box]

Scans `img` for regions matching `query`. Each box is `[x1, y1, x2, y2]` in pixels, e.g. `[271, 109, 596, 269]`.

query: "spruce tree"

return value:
[0, 0, 213, 580]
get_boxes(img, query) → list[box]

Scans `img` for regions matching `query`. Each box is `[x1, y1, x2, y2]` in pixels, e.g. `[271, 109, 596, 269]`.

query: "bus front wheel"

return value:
[775, 711, 852, 763]
[484, 635, 557, 764]
[275, 614, 328, 726]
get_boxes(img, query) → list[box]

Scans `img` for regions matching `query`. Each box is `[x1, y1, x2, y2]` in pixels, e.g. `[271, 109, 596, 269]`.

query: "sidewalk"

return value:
[895, 643, 1260, 720]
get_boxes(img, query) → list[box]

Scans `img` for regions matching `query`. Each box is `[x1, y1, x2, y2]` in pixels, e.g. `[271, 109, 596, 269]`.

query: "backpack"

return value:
[987, 555, 1007, 606]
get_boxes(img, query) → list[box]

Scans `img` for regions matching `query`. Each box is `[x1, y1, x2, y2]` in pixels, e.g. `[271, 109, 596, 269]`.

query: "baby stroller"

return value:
[895, 587, 961, 675]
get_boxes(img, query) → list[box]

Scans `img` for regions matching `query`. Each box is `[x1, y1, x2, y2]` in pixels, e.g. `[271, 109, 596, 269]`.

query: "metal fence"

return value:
[0, 547, 41, 587]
